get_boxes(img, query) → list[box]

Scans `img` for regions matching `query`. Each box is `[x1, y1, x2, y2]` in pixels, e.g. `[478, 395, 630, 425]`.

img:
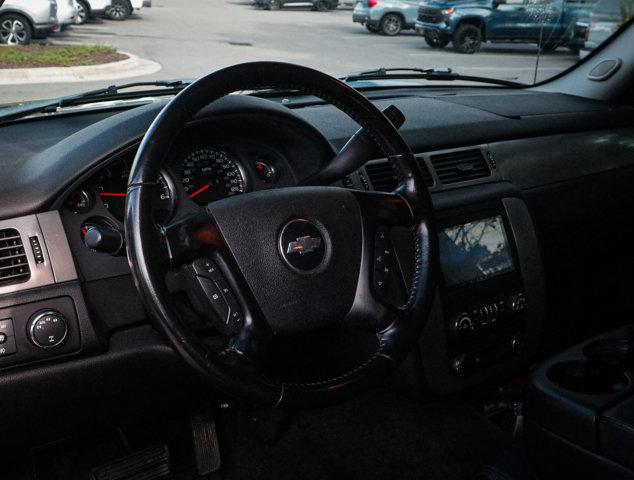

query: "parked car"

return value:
[414, 0, 596, 53]
[105, 0, 151, 21]
[53, 0, 79, 30]
[0, 0, 57, 45]
[569, 17, 589, 55]
[75, 0, 113, 24]
[254, 0, 339, 11]
[580, 0, 625, 57]
[353, 0, 419, 35]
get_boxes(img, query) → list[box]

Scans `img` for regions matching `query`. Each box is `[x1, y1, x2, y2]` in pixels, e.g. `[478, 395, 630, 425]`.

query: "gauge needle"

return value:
[99, 192, 127, 197]
[189, 184, 210, 198]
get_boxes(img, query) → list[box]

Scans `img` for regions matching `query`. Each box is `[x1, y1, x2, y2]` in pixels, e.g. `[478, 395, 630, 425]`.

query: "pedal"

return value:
[90, 445, 171, 480]
[190, 403, 221, 476]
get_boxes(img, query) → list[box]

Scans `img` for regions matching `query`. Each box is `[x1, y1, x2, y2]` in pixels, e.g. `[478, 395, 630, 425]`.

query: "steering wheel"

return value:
[125, 62, 436, 408]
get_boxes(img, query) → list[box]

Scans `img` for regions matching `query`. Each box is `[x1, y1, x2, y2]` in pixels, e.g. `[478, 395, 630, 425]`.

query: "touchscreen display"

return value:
[439, 215, 514, 287]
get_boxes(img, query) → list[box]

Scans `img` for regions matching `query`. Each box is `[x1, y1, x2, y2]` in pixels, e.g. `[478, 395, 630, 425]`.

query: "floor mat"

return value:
[218, 390, 513, 480]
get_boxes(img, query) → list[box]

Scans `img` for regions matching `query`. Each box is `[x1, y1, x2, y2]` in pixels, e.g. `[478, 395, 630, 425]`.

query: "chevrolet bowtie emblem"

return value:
[286, 235, 322, 255]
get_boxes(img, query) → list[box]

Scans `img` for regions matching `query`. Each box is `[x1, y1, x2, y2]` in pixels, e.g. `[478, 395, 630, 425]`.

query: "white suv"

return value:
[0, 0, 57, 44]
[53, 0, 78, 29]
[106, 0, 150, 21]
[75, 0, 112, 24]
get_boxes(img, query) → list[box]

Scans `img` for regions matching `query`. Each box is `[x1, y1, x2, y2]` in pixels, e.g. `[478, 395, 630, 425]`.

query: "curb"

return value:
[0, 52, 162, 85]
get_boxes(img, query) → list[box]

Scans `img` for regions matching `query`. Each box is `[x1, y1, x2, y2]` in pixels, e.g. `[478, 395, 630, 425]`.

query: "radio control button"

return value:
[452, 314, 475, 338]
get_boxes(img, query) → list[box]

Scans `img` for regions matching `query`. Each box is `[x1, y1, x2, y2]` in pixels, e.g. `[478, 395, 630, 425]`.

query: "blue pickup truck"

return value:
[415, 0, 596, 53]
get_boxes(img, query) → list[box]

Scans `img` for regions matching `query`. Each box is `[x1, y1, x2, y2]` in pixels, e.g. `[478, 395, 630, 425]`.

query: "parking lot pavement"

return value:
[0, 0, 579, 103]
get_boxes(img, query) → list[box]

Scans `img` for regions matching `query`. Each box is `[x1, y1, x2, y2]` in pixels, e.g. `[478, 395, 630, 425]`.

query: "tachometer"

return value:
[96, 158, 174, 223]
[180, 148, 245, 205]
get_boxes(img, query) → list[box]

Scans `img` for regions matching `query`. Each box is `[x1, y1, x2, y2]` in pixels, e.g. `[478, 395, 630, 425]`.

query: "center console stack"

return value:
[415, 185, 545, 394]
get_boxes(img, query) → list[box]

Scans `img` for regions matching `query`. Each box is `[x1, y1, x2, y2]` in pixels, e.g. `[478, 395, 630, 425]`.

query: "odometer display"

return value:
[180, 148, 245, 205]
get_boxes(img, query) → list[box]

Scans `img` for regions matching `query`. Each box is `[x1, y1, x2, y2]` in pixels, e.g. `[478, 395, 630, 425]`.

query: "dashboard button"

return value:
[0, 335, 17, 356]
[0, 318, 14, 337]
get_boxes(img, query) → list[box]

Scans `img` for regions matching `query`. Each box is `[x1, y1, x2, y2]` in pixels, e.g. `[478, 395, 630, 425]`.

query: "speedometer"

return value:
[180, 148, 245, 205]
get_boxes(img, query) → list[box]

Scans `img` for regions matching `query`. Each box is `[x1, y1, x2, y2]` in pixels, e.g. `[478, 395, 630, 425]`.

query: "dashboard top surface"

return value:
[0, 87, 631, 222]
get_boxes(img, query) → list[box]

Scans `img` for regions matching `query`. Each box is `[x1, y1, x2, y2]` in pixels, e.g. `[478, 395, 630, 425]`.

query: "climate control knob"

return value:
[28, 310, 68, 349]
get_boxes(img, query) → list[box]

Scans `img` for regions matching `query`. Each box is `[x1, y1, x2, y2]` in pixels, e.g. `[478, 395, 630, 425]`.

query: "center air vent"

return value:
[0, 229, 30, 286]
[364, 157, 434, 192]
[430, 149, 491, 185]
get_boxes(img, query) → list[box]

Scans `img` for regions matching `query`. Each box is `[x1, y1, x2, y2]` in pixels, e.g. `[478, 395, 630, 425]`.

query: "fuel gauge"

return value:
[255, 159, 278, 183]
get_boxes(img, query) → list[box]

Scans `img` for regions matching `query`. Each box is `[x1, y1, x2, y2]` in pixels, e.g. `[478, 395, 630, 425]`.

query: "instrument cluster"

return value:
[64, 140, 286, 227]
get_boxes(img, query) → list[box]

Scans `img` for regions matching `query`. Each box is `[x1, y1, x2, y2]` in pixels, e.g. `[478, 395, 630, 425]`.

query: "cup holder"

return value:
[584, 338, 634, 371]
[547, 360, 630, 395]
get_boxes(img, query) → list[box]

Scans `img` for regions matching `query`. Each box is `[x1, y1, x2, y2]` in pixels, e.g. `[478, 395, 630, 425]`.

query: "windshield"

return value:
[0, 0, 632, 104]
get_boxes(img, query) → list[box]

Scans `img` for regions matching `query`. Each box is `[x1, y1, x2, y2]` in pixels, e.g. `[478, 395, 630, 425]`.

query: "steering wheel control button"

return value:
[27, 310, 69, 349]
[373, 228, 405, 306]
[278, 219, 326, 272]
[193, 276, 242, 335]
[191, 258, 223, 282]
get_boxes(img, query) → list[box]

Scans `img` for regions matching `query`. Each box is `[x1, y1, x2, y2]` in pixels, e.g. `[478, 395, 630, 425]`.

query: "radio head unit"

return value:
[437, 205, 528, 378]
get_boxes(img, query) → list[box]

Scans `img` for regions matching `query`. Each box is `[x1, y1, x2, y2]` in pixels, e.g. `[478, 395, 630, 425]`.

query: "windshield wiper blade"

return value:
[0, 79, 192, 124]
[340, 67, 527, 88]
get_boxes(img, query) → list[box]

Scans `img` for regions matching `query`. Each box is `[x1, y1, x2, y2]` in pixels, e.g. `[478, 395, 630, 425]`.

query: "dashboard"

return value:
[0, 87, 633, 447]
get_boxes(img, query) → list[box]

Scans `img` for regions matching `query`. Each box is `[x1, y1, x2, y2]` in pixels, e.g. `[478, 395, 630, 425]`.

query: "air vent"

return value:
[364, 158, 434, 192]
[0, 229, 30, 286]
[430, 149, 490, 185]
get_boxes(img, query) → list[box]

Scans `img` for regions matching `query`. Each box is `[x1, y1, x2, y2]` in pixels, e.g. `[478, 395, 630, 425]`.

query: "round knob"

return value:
[83, 225, 123, 255]
[28, 310, 68, 349]
[452, 314, 475, 338]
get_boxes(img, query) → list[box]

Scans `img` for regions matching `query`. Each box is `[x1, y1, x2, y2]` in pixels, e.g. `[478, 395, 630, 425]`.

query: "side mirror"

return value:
[492, 0, 506, 7]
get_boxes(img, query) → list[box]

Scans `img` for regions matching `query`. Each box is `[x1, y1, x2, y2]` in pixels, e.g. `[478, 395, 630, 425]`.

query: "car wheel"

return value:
[107, 0, 132, 21]
[267, 0, 283, 9]
[380, 13, 403, 36]
[424, 31, 449, 49]
[452, 23, 482, 53]
[75, 0, 90, 24]
[366, 24, 378, 33]
[0, 14, 32, 45]
[568, 45, 580, 55]
[315, 0, 329, 11]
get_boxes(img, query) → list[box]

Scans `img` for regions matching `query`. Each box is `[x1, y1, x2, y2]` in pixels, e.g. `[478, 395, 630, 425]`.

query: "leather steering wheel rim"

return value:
[126, 62, 437, 408]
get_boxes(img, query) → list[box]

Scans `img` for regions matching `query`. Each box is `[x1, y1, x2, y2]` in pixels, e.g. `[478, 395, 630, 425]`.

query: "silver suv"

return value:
[352, 0, 419, 35]
[0, 0, 58, 45]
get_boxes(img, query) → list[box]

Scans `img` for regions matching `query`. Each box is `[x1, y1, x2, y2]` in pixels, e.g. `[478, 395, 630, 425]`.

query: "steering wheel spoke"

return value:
[161, 206, 223, 266]
[351, 189, 414, 227]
